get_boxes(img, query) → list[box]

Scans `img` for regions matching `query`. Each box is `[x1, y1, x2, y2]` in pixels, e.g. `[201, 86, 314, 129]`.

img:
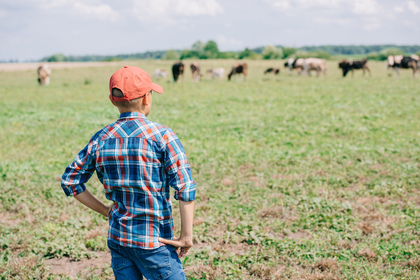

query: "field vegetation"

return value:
[0, 59, 419, 279]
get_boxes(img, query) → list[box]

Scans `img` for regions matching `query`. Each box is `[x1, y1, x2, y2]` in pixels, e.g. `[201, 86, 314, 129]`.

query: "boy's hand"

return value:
[107, 202, 118, 217]
[158, 236, 193, 258]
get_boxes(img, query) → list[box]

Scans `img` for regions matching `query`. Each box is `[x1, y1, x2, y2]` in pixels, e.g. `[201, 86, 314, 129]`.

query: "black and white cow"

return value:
[264, 67, 280, 75]
[387, 55, 418, 78]
[338, 59, 370, 77]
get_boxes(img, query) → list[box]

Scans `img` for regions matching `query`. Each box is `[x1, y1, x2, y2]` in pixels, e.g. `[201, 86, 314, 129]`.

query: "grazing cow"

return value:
[411, 55, 420, 69]
[264, 67, 280, 75]
[387, 55, 418, 78]
[285, 58, 326, 76]
[284, 58, 305, 74]
[37, 64, 51, 85]
[227, 63, 248, 81]
[172, 62, 185, 82]
[301, 58, 327, 76]
[153, 69, 167, 79]
[338, 59, 370, 77]
[207, 68, 225, 79]
[190, 62, 201, 82]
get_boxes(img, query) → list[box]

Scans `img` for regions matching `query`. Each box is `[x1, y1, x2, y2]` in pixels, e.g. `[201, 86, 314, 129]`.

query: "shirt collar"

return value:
[118, 112, 146, 120]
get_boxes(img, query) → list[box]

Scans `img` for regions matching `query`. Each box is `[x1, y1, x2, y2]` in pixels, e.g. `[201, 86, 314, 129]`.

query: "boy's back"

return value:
[61, 66, 196, 279]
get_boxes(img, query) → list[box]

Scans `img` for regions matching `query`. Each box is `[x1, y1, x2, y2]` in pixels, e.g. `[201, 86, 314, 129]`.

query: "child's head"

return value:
[109, 66, 163, 116]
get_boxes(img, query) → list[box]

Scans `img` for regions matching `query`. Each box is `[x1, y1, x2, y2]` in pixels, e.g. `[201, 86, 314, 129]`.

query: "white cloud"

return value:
[296, 0, 340, 8]
[263, 0, 340, 10]
[314, 17, 350, 25]
[265, 0, 383, 15]
[173, 0, 224, 16]
[4, 0, 118, 20]
[132, 0, 223, 22]
[0, 9, 7, 18]
[265, 0, 291, 10]
[351, 0, 379, 15]
[407, 1, 420, 13]
[363, 18, 381, 30]
[404, 20, 417, 28]
[73, 2, 118, 20]
[216, 34, 243, 47]
[394, 6, 405, 13]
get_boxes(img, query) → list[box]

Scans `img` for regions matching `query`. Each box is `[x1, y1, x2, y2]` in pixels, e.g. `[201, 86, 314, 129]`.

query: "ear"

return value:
[142, 93, 149, 106]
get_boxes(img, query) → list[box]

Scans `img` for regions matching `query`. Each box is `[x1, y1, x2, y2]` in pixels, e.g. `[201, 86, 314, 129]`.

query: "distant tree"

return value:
[164, 50, 180, 60]
[365, 48, 405, 61]
[294, 50, 331, 60]
[191, 41, 204, 53]
[45, 54, 68, 62]
[238, 48, 254, 59]
[262, 45, 283, 59]
[186, 40, 203, 58]
[380, 48, 404, 56]
[281, 47, 297, 58]
[217, 52, 236, 59]
[180, 49, 199, 59]
[102, 57, 123, 62]
[202, 40, 220, 59]
[366, 52, 386, 61]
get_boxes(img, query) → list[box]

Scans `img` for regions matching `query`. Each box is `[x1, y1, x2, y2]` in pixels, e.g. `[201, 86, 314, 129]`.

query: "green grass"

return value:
[0, 59, 419, 279]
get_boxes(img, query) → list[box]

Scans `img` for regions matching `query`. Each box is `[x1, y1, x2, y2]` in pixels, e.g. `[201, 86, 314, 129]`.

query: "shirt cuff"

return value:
[173, 182, 196, 201]
[62, 183, 86, 197]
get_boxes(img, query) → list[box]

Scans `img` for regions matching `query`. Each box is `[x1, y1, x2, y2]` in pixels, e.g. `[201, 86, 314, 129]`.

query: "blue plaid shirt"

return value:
[61, 112, 196, 249]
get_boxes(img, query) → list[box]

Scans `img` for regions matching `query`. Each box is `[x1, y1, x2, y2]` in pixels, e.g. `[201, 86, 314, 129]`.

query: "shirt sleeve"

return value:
[162, 129, 196, 201]
[61, 138, 97, 197]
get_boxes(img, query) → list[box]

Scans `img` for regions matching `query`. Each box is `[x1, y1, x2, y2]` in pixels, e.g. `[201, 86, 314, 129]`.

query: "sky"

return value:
[1, 0, 420, 61]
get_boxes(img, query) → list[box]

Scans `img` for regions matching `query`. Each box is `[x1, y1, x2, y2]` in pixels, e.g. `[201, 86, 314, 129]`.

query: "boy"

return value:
[61, 66, 196, 280]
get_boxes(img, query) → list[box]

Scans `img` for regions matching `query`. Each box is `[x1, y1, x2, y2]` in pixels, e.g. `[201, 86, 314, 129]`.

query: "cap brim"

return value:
[151, 82, 163, 94]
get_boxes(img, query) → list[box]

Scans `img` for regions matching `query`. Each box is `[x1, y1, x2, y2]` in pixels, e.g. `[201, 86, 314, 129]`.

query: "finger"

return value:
[179, 248, 190, 258]
[158, 238, 181, 247]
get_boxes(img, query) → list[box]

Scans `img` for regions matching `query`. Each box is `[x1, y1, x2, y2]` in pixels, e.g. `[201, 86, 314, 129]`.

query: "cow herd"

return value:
[167, 61, 248, 82]
[164, 56, 420, 83]
[35, 55, 420, 86]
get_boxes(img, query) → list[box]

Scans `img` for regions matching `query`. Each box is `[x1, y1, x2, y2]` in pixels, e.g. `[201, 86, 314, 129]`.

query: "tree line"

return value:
[41, 41, 420, 62]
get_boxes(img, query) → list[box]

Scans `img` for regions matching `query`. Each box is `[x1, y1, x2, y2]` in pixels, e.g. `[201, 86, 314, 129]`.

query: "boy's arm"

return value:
[159, 200, 194, 257]
[75, 189, 116, 217]
[159, 129, 196, 257]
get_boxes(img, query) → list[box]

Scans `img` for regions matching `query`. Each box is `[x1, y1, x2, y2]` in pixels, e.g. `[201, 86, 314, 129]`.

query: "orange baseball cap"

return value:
[109, 66, 163, 102]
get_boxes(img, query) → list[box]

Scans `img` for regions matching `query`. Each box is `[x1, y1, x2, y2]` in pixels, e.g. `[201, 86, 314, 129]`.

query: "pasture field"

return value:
[0, 59, 419, 279]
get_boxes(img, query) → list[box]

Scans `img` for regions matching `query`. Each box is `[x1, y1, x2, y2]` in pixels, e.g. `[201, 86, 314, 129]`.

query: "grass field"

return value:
[0, 59, 419, 279]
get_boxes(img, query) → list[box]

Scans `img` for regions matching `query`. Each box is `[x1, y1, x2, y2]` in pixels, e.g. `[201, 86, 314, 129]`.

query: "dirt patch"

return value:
[337, 240, 356, 250]
[258, 206, 284, 218]
[303, 272, 337, 280]
[184, 263, 226, 280]
[287, 230, 312, 241]
[357, 248, 377, 262]
[358, 222, 375, 235]
[313, 259, 338, 272]
[0, 212, 15, 226]
[406, 259, 420, 271]
[250, 264, 286, 279]
[45, 252, 111, 277]
[222, 178, 233, 186]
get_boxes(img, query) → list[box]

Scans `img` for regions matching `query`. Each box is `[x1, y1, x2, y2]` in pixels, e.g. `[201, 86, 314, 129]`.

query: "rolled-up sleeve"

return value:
[162, 130, 196, 201]
[61, 139, 97, 196]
